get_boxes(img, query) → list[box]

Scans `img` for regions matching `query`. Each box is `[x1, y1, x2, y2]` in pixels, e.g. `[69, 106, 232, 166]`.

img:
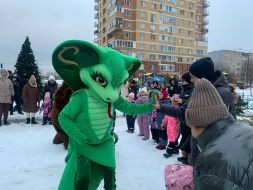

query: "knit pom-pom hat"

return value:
[185, 78, 229, 127]
[160, 88, 168, 100]
[128, 92, 135, 99]
[44, 92, 51, 103]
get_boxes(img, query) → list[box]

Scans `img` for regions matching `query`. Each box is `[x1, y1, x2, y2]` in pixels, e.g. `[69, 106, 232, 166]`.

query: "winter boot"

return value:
[4, 120, 10, 125]
[31, 117, 38, 124]
[173, 149, 179, 154]
[10, 111, 13, 115]
[53, 134, 63, 144]
[163, 153, 172, 158]
[0, 120, 2, 127]
[18, 111, 24, 115]
[142, 137, 149, 140]
[156, 145, 166, 150]
[26, 118, 30, 124]
[177, 157, 188, 162]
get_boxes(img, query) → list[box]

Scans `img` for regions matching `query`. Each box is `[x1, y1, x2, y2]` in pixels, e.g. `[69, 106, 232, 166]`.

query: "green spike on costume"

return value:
[52, 40, 156, 190]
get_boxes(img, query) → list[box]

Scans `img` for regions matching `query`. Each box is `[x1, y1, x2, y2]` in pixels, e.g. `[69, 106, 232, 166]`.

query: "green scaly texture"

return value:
[58, 89, 155, 190]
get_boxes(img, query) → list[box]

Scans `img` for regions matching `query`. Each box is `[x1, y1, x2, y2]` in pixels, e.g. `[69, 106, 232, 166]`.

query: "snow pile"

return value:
[0, 113, 179, 190]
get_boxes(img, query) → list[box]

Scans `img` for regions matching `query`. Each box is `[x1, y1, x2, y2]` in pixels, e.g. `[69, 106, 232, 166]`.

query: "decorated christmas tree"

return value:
[15, 36, 42, 97]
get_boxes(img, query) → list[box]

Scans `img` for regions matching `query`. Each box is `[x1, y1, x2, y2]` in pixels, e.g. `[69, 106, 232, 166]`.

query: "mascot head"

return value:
[52, 40, 141, 103]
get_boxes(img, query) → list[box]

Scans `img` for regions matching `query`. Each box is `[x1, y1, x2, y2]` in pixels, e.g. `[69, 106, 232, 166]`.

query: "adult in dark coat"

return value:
[153, 81, 160, 91]
[185, 79, 253, 190]
[167, 78, 182, 97]
[51, 81, 73, 149]
[9, 72, 23, 115]
[130, 79, 138, 100]
[22, 75, 40, 124]
[43, 75, 58, 102]
[153, 57, 237, 166]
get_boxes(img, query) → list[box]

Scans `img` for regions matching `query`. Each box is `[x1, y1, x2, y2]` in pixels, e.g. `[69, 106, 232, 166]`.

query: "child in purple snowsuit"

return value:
[136, 87, 150, 140]
[40, 92, 52, 125]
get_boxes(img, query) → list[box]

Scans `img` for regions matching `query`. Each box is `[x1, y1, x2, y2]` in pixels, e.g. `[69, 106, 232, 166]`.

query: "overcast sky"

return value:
[0, 0, 253, 73]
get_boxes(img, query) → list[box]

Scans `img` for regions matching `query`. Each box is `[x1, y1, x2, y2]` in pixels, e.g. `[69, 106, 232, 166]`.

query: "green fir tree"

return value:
[236, 95, 248, 114]
[15, 36, 42, 97]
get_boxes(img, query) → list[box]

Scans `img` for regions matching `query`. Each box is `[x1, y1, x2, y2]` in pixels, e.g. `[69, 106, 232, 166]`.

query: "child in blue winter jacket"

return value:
[40, 92, 52, 125]
[126, 92, 136, 133]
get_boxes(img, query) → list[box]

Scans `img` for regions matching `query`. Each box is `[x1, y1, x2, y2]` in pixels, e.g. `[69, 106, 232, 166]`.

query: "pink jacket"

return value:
[162, 115, 180, 142]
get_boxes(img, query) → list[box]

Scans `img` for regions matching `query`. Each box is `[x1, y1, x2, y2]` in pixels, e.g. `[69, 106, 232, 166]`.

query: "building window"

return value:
[141, 1, 146, 7]
[179, 39, 183, 44]
[196, 15, 200, 20]
[195, 24, 200, 29]
[150, 65, 155, 70]
[140, 23, 146, 28]
[180, 0, 185, 5]
[189, 12, 194, 17]
[188, 49, 192, 54]
[151, 24, 156, 30]
[150, 45, 155, 50]
[178, 57, 183, 62]
[180, 10, 184, 15]
[189, 3, 194, 8]
[188, 31, 193, 36]
[140, 44, 145, 49]
[125, 0, 131, 6]
[150, 54, 156, 60]
[151, 35, 156, 40]
[139, 53, 145, 60]
[125, 32, 130, 38]
[180, 20, 184, 25]
[195, 33, 199, 38]
[125, 11, 131, 16]
[179, 48, 183, 53]
[178, 66, 183, 72]
[140, 33, 145, 39]
[196, 6, 201, 12]
[125, 21, 131, 27]
[189, 21, 193, 26]
[151, 4, 157, 9]
[179, 29, 184, 34]
[140, 12, 146, 17]
[188, 40, 192, 45]
[151, 14, 156, 21]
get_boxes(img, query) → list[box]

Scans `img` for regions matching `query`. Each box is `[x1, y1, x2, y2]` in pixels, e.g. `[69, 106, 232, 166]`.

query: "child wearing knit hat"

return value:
[40, 92, 52, 125]
[126, 93, 136, 133]
[156, 88, 170, 150]
[136, 87, 150, 140]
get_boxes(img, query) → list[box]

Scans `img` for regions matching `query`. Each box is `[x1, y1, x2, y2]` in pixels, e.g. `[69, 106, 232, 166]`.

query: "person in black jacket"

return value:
[43, 75, 58, 103]
[185, 78, 253, 190]
[167, 78, 182, 97]
[9, 71, 23, 115]
[153, 57, 236, 166]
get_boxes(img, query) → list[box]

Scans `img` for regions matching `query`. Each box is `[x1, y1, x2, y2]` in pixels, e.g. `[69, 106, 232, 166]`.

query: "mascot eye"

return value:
[91, 71, 107, 88]
[96, 77, 107, 86]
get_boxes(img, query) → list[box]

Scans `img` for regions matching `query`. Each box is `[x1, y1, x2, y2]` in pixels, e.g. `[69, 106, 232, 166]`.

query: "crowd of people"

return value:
[0, 68, 58, 126]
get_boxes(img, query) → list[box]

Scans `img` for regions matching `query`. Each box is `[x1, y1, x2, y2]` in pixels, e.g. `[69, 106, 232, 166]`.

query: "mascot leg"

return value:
[100, 165, 116, 190]
[75, 154, 91, 190]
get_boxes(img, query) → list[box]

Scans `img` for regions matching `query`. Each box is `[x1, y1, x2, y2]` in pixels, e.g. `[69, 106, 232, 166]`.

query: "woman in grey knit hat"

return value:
[184, 79, 253, 190]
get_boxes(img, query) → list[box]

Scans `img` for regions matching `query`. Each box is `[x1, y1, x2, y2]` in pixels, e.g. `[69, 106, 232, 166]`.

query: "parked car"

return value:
[236, 83, 245, 89]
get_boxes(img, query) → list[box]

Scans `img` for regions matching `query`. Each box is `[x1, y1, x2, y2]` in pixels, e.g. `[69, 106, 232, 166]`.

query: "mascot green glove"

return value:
[52, 40, 156, 190]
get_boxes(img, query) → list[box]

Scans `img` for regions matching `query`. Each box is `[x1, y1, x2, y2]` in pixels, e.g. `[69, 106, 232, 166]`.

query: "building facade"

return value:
[94, 0, 209, 78]
[208, 50, 253, 82]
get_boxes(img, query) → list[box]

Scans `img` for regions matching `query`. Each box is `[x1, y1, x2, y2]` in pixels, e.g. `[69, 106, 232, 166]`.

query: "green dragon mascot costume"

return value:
[52, 40, 156, 190]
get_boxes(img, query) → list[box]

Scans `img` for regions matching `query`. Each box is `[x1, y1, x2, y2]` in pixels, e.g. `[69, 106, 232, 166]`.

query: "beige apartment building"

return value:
[208, 50, 253, 82]
[94, 0, 209, 78]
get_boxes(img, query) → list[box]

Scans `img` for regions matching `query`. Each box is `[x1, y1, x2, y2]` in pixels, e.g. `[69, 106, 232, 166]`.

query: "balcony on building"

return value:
[204, 0, 210, 7]
[94, 38, 98, 43]
[94, 4, 98, 11]
[202, 37, 208, 42]
[94, 12, 98, 19]
[203, 19, 209, 25]
[108, 23, 123, 35]
[116, 0, 124, 6]
[204, 10, 210, 16]
[201, 28, 209, 33]
[94, 21, 98, 27]
[94, 0, 98, 3]
[94, 30, 99, 35]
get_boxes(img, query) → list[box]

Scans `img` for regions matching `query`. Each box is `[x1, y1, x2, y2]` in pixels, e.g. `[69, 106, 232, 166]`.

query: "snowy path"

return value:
[0, 114, 180, 190]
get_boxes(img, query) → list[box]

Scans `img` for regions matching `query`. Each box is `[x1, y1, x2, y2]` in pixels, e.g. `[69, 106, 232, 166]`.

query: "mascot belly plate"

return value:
[52, 40, 156, 190]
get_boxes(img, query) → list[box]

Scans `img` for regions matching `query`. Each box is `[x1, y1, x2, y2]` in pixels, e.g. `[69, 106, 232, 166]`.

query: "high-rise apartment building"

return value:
[94, 0, 209, 78]
[208, 50, 253, 82]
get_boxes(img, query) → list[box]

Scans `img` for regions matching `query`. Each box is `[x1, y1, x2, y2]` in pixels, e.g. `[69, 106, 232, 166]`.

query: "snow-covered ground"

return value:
[0, 111, 179, 190]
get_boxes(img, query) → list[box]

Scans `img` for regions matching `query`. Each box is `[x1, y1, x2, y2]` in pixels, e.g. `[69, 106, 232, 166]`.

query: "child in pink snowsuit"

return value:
[162, 97, 180, 158]
[136, 87, 150, 140]
[40, 92, 52, 125]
